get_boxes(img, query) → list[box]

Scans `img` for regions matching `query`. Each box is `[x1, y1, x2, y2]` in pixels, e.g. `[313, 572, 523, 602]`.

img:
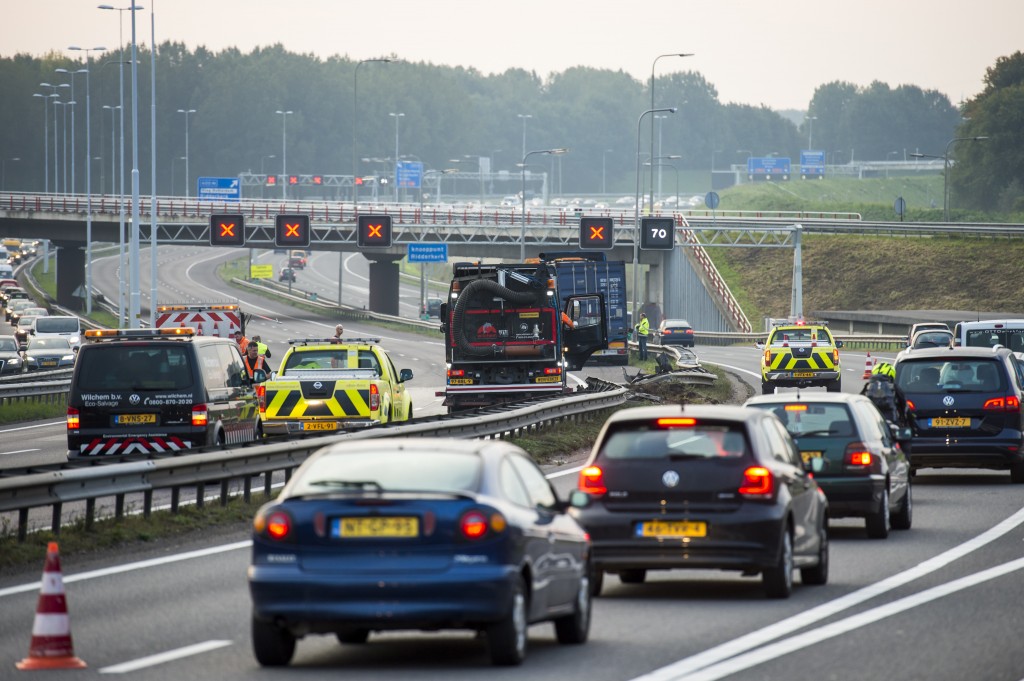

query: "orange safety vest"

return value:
[244, 353, 265, 377]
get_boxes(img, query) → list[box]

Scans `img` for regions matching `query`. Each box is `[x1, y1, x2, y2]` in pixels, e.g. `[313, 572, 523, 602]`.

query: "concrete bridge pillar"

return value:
[53, 241, 86, 311]
[366, 254, 404, 316]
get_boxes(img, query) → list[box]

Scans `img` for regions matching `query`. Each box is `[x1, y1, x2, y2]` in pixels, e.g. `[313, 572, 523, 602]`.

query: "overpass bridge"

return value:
[5, 192, 1019, 333]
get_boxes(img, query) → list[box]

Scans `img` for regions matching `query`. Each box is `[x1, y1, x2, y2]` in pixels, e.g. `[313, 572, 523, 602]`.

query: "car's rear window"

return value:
[897, 359, 1005, 393]
[752, 403, 855, 438]
[77, 345, 194, 391]
[35, 317, 79, 333]
[290, 451, 482, 496]
[599, 423, 749, 459]
[0, 338, 17, 352]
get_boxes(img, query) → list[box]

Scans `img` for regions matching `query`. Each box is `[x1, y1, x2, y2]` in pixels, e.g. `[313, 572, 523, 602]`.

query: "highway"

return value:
[1, 249, 1023, 680]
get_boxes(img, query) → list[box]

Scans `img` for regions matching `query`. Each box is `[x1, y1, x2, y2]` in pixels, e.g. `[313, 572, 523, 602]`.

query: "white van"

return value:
[953, 319, 1024, 353]
[0, 262, 13, 279]
[32, 315, 84, 348]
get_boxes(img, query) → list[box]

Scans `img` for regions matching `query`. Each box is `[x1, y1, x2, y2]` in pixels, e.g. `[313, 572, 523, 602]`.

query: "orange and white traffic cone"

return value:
[862, 353, 875, 379]
[16, 542, 87, 670]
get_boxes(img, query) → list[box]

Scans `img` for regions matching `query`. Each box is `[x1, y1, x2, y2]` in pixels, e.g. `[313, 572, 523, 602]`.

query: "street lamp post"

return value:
[102, 104, 119, 195]
[520, 148, 568, 261]
[1, 158, 20, 191]
[389, 112, 404, 202]
[805, 115, 817, 149]
[55, 67, 88, 194]
[39, 82, 69, 192]
[353, 58, 391, 207]
[32, 92, 57, 193]
[517, 114, 532, 160]
[634, 107, 677, 323]
[654, 114, 668, 201]
[649, 154, 681, 207]
[274, 110, 292, 199]
[649, 52, 692, 212]
[68, 45, 105, 315]
[911, 136, 988, 222]
[176, 108, 196, 197]
[54, 100, 65, 194]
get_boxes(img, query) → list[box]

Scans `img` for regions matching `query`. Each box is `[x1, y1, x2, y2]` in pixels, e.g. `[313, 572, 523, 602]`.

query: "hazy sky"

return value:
[4, 0, 1021, 111]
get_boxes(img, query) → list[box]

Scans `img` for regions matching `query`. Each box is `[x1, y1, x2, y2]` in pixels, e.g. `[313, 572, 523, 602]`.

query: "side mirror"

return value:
[399, 368, 414, 382]
[569, 490, 591, 508]
[835, 339, 844, 348]
[803, 457, 825, 474]
[755, 340, 765, 350]
[251, 368, 268, 384]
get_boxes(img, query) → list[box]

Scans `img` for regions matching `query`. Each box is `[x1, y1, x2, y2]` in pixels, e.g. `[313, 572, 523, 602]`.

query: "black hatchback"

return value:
[570, 404, 829, 599]
[895, 346, 1024, 483]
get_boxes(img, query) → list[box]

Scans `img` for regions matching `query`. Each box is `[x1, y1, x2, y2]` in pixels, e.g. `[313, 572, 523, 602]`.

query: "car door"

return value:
[857, 400, 910, 506]
[563, 294, 608, 370]
[762, 415, 821, 557]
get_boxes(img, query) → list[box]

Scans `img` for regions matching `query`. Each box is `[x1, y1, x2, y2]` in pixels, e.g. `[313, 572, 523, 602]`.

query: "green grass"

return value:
[0, 400, 66, 425]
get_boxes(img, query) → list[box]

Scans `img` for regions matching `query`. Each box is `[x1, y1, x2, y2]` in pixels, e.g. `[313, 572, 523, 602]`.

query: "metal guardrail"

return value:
[0, 385, 630, 541]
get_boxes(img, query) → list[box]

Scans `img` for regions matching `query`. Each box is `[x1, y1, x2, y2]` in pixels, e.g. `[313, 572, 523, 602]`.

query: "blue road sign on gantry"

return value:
[197, 176, 241, 201]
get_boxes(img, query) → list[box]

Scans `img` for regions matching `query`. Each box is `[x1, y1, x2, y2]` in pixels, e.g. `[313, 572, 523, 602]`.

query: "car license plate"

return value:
[449, 378, 475, 385]
[334, 516, 419, 538]
[793, 372, 815, 378]
[636, 520, 707, 538]
[115, 414, 157, 425]
[535, 376, 561, 383]
[930, 417, 970, 428]
[302, 422, 337, 431]
[800, 450, 823, 464]
[42, 360, 58, 366]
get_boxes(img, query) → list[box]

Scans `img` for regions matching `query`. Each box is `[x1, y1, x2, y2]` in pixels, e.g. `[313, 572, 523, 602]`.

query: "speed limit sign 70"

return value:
[640, 217, 674, 250]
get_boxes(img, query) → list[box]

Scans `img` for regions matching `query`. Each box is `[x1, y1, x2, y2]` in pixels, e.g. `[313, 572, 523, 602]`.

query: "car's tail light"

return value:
[906, 399, 916, 411]
[845, 443, 872, 466]
[254, 509, 292, 541]
[544, 366, 562, 375]
[369, 383, 380, 411]
[66, 407, 80, 431]
[191, 404, 208, 427]
[764, 348, 772, 364]
[833, 348, 840, 363]
[459, 510, 504, 539]
[579, 466, 607, 495]
[448, 368, 465, 377]
[784, 404, 808, 412]
[983, 395, 1020, 411]
[256, 384, 266, 413]
[738, 466, 774, 498]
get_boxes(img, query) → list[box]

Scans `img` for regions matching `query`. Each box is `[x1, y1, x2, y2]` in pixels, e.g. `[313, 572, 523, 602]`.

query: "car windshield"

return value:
[751, 403, 855, 437]
[599, 423, 748, 459]
[965, 328, 1024, 353]
[289, 450, 481, 497]
[35, 318, 79, 333]
[28, 338, 71, 350]
[0, 338, 17, 352]
[897, 359, 1005, 393]
[913, 332, 952, 348]
[771, 328, 825, 343]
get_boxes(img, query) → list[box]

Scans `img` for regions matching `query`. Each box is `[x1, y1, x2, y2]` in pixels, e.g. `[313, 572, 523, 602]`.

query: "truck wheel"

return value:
[826, 379, 842, 393]
[761, 381, 774, 395]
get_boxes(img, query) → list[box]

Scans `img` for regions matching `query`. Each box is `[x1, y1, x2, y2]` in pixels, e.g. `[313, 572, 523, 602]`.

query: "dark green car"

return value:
[745, 392, 912, 539]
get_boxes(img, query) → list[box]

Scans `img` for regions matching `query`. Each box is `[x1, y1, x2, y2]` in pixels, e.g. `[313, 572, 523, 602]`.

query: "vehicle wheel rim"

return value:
[512, 591, 527, 656]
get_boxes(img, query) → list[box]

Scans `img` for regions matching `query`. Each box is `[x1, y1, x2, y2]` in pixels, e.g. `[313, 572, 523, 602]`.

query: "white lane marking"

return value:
[99, 640, 233, 674]
[629, 505, 1024, 681]
[700, 360, 760, 378]
[0, 420, 64, 433]
[674, 556, 1024, 681]
[0, 449, 41, 457]
[547, 465, 585, 479]
[0, 541, 253, 598]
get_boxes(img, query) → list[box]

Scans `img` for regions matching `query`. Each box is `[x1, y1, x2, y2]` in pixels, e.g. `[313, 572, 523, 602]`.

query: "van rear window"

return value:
[77, 345, 194, 391]
[35, 317, 80, 334]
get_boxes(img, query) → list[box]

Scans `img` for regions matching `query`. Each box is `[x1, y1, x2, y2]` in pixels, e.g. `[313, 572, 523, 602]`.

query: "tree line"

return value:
[0, 43, 1014, 209]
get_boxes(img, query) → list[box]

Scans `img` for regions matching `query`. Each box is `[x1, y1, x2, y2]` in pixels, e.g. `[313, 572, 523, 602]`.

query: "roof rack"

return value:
[287, 337, 382, 346]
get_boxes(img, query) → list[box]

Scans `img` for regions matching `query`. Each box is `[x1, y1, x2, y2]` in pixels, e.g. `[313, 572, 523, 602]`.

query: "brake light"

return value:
[906, 399, 916, 411]
[543, 366, 562, 375]
[460, 510, 489, 539]
[738, 466, 774, 497]
[448, 368, 465, 377]
[191, 404, 208, 427]
[256, 384, 266, 413]
[784, 404, 807, 412]
[656, 417, 696, 428]
[66, 407, 80, 431]
[579, 466, 607, 495]
[254, 509, 292, 541]
[369, 383, 380, 411]
[764, 349, 771, 365]
[833, 348, 840, 363]
[845, 443, 872, 466]
[983, 395, 1021, 411]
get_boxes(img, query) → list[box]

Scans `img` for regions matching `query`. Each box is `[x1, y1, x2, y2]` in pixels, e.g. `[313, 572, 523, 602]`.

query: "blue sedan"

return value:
[248, 437, 592, 667]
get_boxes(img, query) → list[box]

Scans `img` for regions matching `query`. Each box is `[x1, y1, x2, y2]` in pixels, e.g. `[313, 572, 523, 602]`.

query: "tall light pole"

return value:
[99, 3, 140, 327]
[805, 115, 817, 149]
[32, 93, 57, 193]
[39, 82, 69, 192]
[634, 107, 676, 323]
[913, 136, 988, 222]
[147, 0, 158, 328]
[54, 100, 66, 194]
[649, 52, 692, 212]
[274, 110, 292, 199]
[68, 45, 105, 315]
[389, 112, 405, 203]
[55, 67, 88, 193]
[176, 108, 196, 197]
[353, 58, 391, 207]
[520, 147, 568, 261]
[517, 114, 533, 160]
[102, 104, 119, 195]
[646, 160, 679, 209]
[654, 114, 668, 200]
[1, 158, 20, 191]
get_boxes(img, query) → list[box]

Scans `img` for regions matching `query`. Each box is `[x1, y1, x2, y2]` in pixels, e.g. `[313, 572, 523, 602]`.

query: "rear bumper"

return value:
[818, 475, 887, 518]
[909, 437, 1023, 471]
[262, 418, 378, 436]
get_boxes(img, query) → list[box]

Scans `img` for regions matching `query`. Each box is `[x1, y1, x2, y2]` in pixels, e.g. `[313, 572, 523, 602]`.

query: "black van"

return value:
[67, 328, 265, 459]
